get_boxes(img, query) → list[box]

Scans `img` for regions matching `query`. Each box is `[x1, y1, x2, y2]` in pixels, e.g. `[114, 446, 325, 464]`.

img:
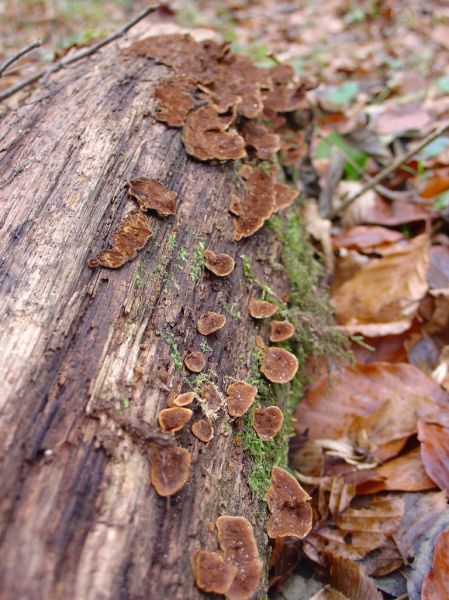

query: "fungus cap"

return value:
[197, 311, 227, 335]
[266, 466, 312, 539]
[252, 406, 284, 440]
[173, 391, 196, 407]
[261, 346, 298, 383]
[150, 445, 191, 496]
[269, 320, 295, 342]
[128, 178, 176, 217]
[184, 351, 206, 373]
[158, 407, 193, 433]
[248, 298, 278, 319]
[192, 551, 237, 595]
[200, 383, 223, 411]
[226, 381, 257, 417]
[154, 76, 195, 127]
[241, 122, 281, 160]
[192, 419, 214, 443]
[204, 250, 235, 277]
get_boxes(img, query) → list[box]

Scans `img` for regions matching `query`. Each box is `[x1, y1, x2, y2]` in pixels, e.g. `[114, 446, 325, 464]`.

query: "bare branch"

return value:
[0, 4, 159, 103]
[0, 40, 42, 77]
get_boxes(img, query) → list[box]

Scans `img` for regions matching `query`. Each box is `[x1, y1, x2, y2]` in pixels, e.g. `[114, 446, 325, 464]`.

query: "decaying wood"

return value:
[0, 33, 294, 600]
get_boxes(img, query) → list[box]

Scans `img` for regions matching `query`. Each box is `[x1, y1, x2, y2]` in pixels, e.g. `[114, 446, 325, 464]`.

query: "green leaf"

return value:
[421, 136, 449, 158]
[327, 82, 359, 105]
[434, 189, 449, 210]
[437, 75, 449, 94]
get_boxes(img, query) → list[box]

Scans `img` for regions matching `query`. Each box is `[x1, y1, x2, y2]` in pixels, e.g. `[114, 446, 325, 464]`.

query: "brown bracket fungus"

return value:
[173, 391, 196, 407]
[200, 382, 223, 411]
[150, 445, 192, 497]
[269, 320, 296, 342]
[154, 76, 195, 127]
[226, 381, 257, 417]
[184, 351, 206, 373]
[197, 311, 227, 335]
[241, 121, 281, 160]
[128, 178, 177, 217]
[192, 551, 237, 596]
[252, 406, 284, 441]
[192, 419, 214, 443]
[87, 209, 152, 269]
[216, 515, 263, 600]
[204, 250, 235, 277]
[248, 298, 278, 319]
[273, 182, 299, 212]
[261, 345, 299, 384]
[158, 407, 193, 433]
[266, 466, 313, 539]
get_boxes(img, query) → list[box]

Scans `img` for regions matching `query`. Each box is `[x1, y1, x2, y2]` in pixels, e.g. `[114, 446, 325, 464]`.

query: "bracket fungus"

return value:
[128, 178, 176, 217]
[192, 551, 237, 595]
[261, 345, 299, 384]
[226, 381, 257, 417]
[184, 351, 206, 373]
[216, 515, 263, 600]
[266, 466, 313, 539]
[204, 250, 235, 277]
[154, 76, 195, 127]
[273, 182, 299, 212]
[192, 419, 214, 443]
[248, 298, 278, 319]
[252, 406, 284, 440]
[150, 444, 192, 497]
[200, 382, 223, 411]
[197, 311, 227, 335]
[173, 391, 196, 407]
[158, 407, 193, 434]
[269, 320, 295, 342]
[87, 209, 152, 269]
[241, 121, 281, 160]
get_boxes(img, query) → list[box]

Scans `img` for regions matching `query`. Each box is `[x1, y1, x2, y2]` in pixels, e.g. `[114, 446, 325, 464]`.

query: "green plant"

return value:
[158, 330, 183, 371]
[189, 239, 206, 282]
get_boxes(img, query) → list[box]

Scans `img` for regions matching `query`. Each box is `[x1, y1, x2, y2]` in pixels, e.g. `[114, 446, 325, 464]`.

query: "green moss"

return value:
[157, 330, 183, 372]
[189, 239, 206, 282]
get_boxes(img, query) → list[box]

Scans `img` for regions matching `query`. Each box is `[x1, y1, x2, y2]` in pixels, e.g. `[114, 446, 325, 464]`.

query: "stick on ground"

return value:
[0, 40, 42, 77]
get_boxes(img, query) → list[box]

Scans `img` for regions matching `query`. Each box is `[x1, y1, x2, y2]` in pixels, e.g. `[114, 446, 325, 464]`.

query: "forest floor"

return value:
[1, 1, 449, 599]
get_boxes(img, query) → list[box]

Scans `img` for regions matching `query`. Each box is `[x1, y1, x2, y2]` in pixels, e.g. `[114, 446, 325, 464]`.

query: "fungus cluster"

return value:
[128, 177, 177, 217]
[226, 381, 258, 417]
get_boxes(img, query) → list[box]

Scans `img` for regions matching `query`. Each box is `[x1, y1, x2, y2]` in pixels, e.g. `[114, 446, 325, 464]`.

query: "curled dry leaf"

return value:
[191, 419, 214, 443]
[332, 233, 430, 336]
[87, 209, 152, 269]
[204, 250, 235, 277]
[421, 530, 449, 600]
[418, 420, 449, 491]
[269, 320, 295, 342]
[332, 225, 404, 253]
[192, 550, 237, 595]
[266, 467, 312, 539]
[328, 554, 383, 600]
[216, 515, 263, 600]
[248, 298, 278, 319]
[128, 178, 177, 217]
[252, 406, 283, 440]
[303, 200, 334, 274]
[154, 76, 195, 127]
[261, 346, 299, 383]
[308, 586, 349, 600]
[197, 311, 226, 335]
[158, 407, 193, 433]
[226, 381, 257, 417]
[184, 351, 206, 373]
[149, 444, 191, 497]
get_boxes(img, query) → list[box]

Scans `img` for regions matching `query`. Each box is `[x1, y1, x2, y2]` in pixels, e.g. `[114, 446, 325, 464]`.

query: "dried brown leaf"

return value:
[421, 530, 449, 599]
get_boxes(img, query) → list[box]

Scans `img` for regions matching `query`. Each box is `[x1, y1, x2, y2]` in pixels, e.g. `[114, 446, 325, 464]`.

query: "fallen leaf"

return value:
[362, 196, 433, 226]
[303, 200, 334, 273]
[418, 420, 449, 491]
[360, 538, 404, 577]
[328, 554, 383, 600]
[332, 225, 404, 253]
[308, 586, 349, 599]
[374, 106, 432, 136]
[421, 530, 449, 599]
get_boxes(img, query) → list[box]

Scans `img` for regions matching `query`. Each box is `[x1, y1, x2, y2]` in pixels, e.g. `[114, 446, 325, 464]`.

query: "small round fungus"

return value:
[226, 381, 257, 417]
[192, 419, 214, 443]
[204, 250, 235, 277]
[200, 383, 223, 411]
[150, 445, 191, 497]
[173, 391, 196, 407]
[192, 550, 237, 595]
[216, 515, 263, 600]
[184, 351, 206, 373]
[197, 311, 227, 335]
[261, 346, 298, 384]
[158, 407, 193, 433]
[269, 320, 295, 342]
[128, 178, 177, 217]
[249, 298, 278, 319]
[252, 406, 283, 440]
[266, 466, 312, 539]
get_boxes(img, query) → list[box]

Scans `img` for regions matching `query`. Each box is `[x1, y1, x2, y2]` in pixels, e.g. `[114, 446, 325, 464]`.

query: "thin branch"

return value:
[0, 40, 42, 77]
[0, 5, 159, 103]
[327, 120, 449, 219]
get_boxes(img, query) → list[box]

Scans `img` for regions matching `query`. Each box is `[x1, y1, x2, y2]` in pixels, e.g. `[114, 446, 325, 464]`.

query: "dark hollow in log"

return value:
[0, 35, 295, 600]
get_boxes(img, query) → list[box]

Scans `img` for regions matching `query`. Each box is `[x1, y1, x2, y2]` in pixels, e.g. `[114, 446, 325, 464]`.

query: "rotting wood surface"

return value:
[0, 38, 290, 600]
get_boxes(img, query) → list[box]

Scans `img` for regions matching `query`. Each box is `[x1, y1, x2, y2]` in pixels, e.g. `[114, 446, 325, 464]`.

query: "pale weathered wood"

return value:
[0, 35, 293, 600]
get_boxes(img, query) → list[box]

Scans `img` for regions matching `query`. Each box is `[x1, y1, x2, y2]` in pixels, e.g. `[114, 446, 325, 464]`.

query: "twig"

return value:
[0, 40, 42, 77]
[0, 5, 159, 103]
[327, 120, 449, 219]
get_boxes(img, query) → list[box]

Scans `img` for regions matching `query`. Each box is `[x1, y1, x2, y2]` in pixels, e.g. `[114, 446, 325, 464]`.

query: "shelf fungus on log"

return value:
[192, 551, 237, 596]
[191, 419, 214, 443]
[87, 209, 152, 269]
[172, 391, 196, 407]
[216, 516, 263, 600]
[226, 381, 257, 417]
[128, 178, 177, 217]
[197, 311, 227, 335]
[241, 121, 281, 160]
[252, 406, 284, 440]
[204, 250, 235, 277]
[154, 76, 195, 127]
[261, 346, 299, 384]
[248, 298, 278, 319]
[200, 383, 223, 411]
[158, 407, 193, 433]
[269, 320, 295, 342]
[150, 445, 192, 497]
[184, 351, 206, 373]
[266, 467, 312, 539]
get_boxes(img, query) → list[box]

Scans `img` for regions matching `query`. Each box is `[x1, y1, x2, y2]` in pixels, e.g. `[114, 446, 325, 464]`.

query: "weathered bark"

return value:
[0, 37, 289, 600]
